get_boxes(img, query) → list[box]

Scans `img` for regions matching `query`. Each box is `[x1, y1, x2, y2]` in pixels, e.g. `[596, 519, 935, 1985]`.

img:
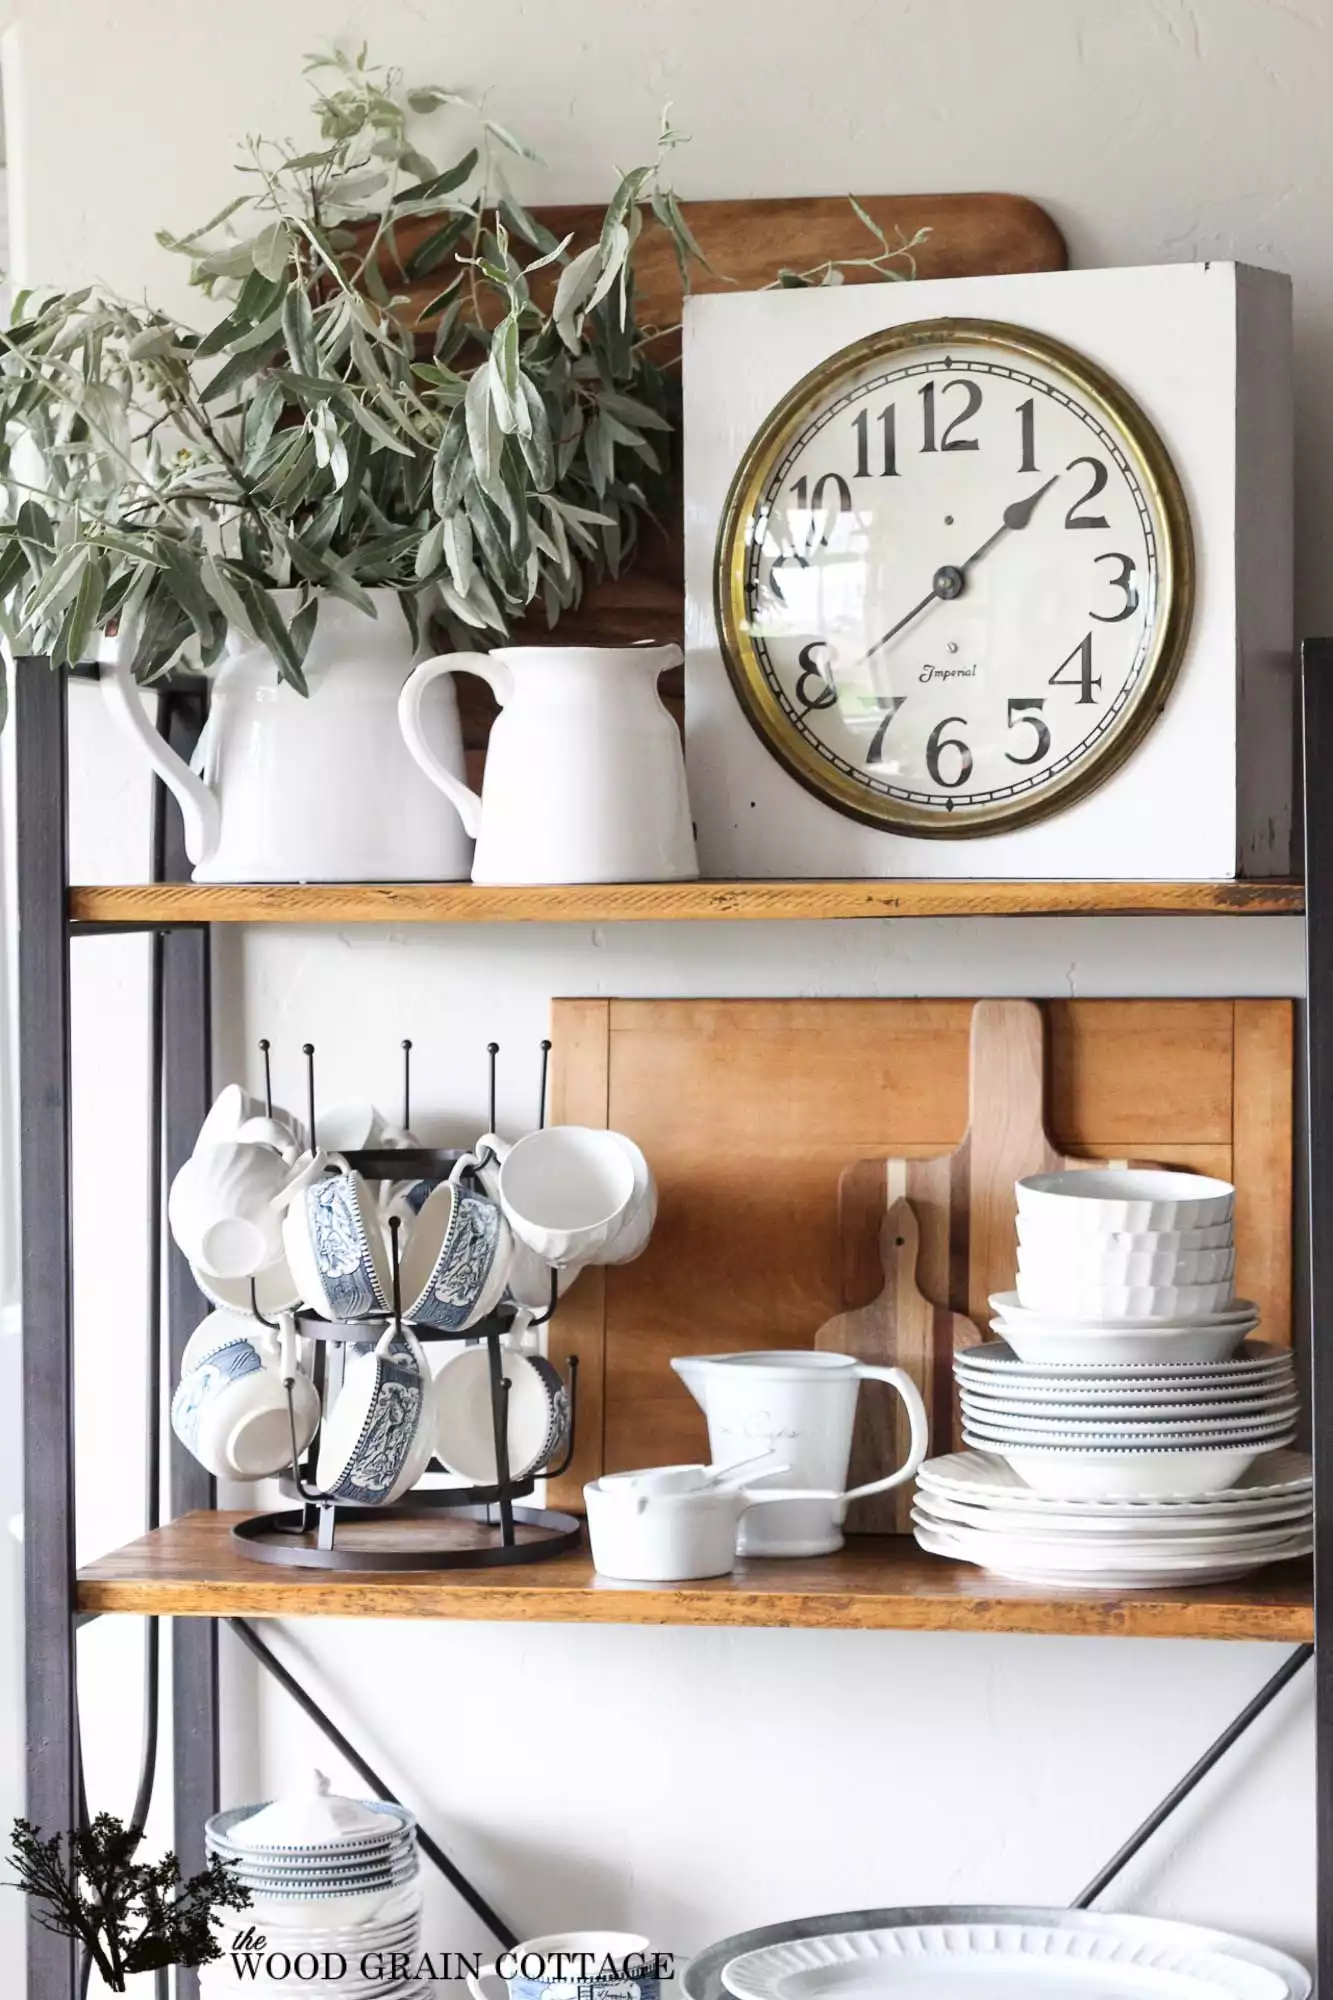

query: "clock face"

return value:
[715, 318, 1194, 835]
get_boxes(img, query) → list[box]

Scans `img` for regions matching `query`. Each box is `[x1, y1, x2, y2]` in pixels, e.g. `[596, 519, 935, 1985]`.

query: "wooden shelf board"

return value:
[75, 1513, 1312, 1640]
[68, 880, 1305, 927]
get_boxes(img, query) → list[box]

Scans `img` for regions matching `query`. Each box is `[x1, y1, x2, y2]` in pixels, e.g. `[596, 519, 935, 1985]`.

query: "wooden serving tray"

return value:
[547, 997, 1293, 1505]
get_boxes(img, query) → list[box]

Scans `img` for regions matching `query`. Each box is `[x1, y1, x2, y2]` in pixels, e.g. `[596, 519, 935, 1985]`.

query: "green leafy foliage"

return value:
[6, 1814, 251, 1991]
[0, 50, 704, 692]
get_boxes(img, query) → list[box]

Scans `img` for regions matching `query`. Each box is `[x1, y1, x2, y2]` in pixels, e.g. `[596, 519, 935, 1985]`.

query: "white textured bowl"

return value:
[1015, 1247, 1235, 1287]
[1015, 1169, 1235, 1232]
[990, 1316, 1258, 1365]
[1015, 1219, 1234, 1254]
[1014, 1278, 1236, 1319]
[994, 1444, 1263, 1499]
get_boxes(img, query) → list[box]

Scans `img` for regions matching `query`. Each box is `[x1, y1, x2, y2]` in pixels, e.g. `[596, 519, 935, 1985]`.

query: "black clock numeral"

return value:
[1017, 398, 1038, 474]
[926, 715, 973, 788]
[1005, 697, 1051, 765]
[1049, 631, 1102, 705]
[1091, 551, 1139, 622]
[853, 405, 899, 478]
[865, 695, 907, 765]
[766, 549, 809, 607]
[1065, 456, 1111, 529]
[794, 640, 838, 714]
[790, 471, 852, 550]
[920, 379, 982, 453]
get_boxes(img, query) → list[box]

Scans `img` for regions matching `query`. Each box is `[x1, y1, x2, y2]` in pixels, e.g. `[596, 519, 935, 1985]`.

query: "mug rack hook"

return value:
[303, 1042, 317, 1151]
[401, 1039, 413, 1133]
[487, 1042, 499, 1134]
[258, 1038, 273, 1118]
[538, 1040, 551, 1130]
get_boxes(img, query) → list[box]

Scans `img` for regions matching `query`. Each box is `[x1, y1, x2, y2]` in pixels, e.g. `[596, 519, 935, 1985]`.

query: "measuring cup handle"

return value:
[841, 1364, 929, 1502]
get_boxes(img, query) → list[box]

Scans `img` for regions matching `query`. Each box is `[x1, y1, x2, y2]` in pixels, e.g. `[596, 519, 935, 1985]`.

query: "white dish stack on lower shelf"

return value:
[201, 1775, 426, 1999]
[913, 1169, 1311, 1587]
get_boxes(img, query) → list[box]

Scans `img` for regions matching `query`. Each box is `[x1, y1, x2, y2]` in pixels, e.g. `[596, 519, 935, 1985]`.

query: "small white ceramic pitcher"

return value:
[101, 589, 472, 883]
[397, 642, 699, 884]
[671, 1350, 929, 1557]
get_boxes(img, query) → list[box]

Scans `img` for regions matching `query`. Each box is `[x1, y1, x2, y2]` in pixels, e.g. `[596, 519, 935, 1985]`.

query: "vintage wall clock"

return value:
[684, 264, 1293, 879]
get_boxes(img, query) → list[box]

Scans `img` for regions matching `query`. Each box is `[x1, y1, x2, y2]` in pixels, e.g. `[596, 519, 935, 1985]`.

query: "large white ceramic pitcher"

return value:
[101, 589, 472, 883]
[397, 642, 698, 884]
[671, 1350, 929, 1557]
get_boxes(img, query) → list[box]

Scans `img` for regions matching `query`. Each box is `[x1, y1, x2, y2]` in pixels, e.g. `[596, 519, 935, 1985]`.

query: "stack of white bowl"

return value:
[202, 1775, 426, 1999]
[912, 1170, 1310, 1584]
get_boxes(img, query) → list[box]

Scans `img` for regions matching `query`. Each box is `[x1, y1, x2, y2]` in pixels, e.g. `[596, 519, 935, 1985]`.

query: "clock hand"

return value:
[862, 474, 1061, 663]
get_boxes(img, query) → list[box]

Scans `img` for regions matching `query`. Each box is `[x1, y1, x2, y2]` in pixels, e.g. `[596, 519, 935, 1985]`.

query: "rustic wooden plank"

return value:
[546, 1001, 611, 1508]
[75, 1514, 1310, 1641]
[1232, 1000, 1295, 1349]
[68, 882, 1305, 926]
[389, 192, 1068, 353]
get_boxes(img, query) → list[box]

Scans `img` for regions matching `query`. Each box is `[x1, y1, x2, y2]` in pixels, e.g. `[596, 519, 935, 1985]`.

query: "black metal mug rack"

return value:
[226, 1036, 583, 1571]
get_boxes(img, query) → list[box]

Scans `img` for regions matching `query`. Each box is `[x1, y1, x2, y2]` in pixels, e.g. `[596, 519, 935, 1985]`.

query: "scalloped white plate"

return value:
[720, 1924, 1298, 2000]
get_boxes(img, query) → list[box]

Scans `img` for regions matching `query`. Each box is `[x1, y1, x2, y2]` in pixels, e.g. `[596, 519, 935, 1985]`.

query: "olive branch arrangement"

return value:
[0, 45, 925, 723]
[6, 1813, 251, 1990]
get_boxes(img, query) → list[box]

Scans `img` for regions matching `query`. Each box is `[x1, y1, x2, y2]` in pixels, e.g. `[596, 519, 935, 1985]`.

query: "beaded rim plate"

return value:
[917, 1448, 1311, 1511]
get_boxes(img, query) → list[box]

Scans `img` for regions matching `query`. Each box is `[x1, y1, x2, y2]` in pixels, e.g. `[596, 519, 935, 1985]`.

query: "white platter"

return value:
[686, 1909, 1309, 2000]
[955, 1340, 1291, 1379]
[914, 1519, 1311, 1589]
[955, 1376, 1295, 1408]
[911, 1504, 1313, 1563]
[959, 1409, 1298, 1440]
[918, 1448, 1311, 1511]
[958, 1392, 1299, 1422]
[720, 1922, 1296, 2000]
[913, 1486, 1312, 1537]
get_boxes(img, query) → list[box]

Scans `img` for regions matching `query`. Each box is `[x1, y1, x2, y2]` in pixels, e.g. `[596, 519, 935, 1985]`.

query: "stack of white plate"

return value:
[913, 1445, 1312, 1586]
[203, 1776, 423, 1999]
[1000, 1169, 1251, 1364]
[953, 1338, 1299, 1499]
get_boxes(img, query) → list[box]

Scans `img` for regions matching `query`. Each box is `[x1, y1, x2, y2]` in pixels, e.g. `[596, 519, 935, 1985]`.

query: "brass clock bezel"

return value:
[713, 315, 1196, 837]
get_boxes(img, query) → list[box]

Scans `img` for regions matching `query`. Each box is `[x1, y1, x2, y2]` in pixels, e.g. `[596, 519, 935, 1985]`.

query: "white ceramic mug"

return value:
[467, 1932, 663, 2000]
[434, 1346, 570, 1483]
[478, 1127, 637, 1266]
[448, 1147, 567, 1310]
[671, 1350, 930, 1557]
[169, 1143, 335, 1281]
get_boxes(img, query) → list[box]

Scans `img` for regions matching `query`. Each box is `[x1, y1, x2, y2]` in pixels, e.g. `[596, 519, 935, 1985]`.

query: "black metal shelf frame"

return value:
[13, 655, 1327, 2000]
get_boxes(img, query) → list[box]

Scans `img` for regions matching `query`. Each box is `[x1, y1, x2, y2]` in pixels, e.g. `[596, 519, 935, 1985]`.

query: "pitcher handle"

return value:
[843, 1365, 929, 1502]
[398, 653, 512, 841]
[100, 652, 221, 868]
[741, 1364, 929, 1507]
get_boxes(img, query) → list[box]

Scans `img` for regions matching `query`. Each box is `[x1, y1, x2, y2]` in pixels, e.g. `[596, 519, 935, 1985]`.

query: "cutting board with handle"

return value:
[819, 998, 1155, 1531]
[815, 1195, 980, 1533]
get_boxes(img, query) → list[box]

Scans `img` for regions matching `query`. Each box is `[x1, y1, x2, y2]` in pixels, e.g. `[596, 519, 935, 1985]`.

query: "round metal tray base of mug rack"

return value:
[230, 1500, 584, 1571]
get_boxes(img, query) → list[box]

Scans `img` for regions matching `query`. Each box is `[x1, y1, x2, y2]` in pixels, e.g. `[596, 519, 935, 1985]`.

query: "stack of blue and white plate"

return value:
[203, 1774, 427, 1999]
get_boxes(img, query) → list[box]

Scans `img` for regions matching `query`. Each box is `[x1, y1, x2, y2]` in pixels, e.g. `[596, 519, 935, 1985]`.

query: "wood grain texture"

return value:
[75, 1513, 1311, 1640]
[1232, 1001, 1295, 1346]
[546, 1000, 610, 1509]
[385, 193, 1067, 357]
[67, 881, 1305, 927]
[816, 1194, 979, 1533]
[554, 997, 1295, 1483]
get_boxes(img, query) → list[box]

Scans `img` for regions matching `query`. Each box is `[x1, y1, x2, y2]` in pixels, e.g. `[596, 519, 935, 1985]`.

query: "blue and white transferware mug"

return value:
[398, 1179, 511, 1332]
[283, 1167, 392, 1321]
[468, 1933, 666, 2000]
[171, 1311, 319, 1480]
[316, 1324, 433, 1506]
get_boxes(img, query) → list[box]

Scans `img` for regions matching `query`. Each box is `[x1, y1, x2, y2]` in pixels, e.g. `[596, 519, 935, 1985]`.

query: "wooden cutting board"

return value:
[827, 998, 1154, 1523]
[815, 1196, 979, 1533]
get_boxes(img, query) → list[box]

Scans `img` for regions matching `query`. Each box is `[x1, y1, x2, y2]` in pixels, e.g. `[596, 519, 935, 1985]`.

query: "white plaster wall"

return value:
[3, 0, 1330, 1987]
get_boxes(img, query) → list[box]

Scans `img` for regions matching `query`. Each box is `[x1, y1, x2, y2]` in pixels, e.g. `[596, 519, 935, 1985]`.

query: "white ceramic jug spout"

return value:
[669, 1355, 712, 1414]
[101, 649, 222, 867]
